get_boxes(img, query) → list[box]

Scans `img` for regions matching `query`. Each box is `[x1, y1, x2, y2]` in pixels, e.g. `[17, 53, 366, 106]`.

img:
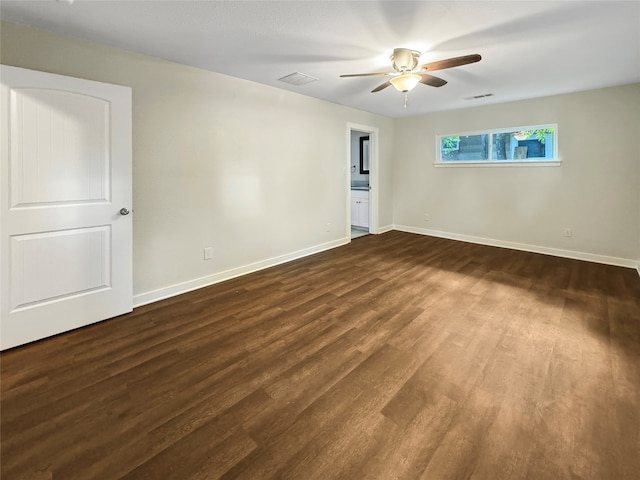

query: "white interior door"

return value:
[1, 65, 132, 350]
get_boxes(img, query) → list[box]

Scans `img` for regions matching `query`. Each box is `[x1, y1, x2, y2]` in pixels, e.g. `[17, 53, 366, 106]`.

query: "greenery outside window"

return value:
[436, 124, 558, 166]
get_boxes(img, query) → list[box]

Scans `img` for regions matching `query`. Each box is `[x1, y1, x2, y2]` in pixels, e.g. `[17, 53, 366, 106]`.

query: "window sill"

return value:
[433, 160, 561, 168]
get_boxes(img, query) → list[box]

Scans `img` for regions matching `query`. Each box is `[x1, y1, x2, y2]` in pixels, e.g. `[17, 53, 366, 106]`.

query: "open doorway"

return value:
[350, 129, 369, 239]
[346, 123, 378, 240]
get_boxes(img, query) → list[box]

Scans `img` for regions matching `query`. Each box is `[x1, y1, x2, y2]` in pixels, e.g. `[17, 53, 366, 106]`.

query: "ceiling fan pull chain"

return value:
[404, 94, 408, 109]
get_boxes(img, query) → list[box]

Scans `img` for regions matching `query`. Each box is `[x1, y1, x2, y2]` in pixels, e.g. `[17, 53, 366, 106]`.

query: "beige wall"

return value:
[393, 85, 640, 264]
[1, 21, 395, 301]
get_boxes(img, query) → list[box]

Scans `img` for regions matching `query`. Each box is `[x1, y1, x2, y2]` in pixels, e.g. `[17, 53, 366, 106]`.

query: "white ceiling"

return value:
[2, 0, 639, 118]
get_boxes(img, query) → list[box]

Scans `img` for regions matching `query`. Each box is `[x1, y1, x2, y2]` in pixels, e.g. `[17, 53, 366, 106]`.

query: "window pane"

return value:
[437, 124, 557, 165]
[441, 134, 488, 161]
[491, 129, 555, 160]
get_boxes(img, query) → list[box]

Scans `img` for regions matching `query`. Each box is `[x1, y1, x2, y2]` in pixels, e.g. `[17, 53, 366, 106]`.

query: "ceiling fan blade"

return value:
[339, 72, 390, 78]
[419, 74, 447, 87]
[371, 81, 391, 93]
[421, 54, 481, 72]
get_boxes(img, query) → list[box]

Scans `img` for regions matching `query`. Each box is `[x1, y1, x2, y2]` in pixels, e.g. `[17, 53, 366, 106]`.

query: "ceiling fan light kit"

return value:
[389, 73, 422, 92]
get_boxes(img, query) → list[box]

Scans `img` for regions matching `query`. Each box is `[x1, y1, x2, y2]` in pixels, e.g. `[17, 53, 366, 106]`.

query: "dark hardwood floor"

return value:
[2, 231, 640, 479]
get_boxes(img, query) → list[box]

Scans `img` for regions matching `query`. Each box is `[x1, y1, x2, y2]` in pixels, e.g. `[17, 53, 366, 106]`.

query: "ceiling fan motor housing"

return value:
[391, 48, 421, 72]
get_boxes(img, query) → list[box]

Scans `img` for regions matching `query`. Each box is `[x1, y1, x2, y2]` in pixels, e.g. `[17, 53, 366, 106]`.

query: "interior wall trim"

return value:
[133, 236, 349, 308]
[394, 224, 638, 269]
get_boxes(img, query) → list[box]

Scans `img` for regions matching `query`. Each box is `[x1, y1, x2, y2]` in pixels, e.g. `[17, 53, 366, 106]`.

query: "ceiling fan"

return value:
[340, 48, 481, 93]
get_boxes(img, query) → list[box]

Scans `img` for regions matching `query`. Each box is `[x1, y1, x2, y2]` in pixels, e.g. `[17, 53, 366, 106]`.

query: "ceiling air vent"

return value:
[278, 72, 318, 86]
[465, 93, 494, 100]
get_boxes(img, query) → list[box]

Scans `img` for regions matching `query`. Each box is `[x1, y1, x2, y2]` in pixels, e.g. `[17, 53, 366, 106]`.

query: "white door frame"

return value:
[346, 123, 379, 237]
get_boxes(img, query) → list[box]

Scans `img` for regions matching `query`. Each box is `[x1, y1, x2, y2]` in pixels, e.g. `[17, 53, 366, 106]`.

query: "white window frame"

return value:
[435, 123, 559, 167]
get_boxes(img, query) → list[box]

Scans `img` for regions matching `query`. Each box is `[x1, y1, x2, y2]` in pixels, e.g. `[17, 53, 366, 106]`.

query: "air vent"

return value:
[465, 93, 494, 100]
[277, 72, 319, 86]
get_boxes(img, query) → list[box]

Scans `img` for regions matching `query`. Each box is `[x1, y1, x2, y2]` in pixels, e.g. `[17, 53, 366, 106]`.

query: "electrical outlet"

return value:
[564, 228, 572, 238]
[204, 246, 213, 260]
[424, 213, 430, 223]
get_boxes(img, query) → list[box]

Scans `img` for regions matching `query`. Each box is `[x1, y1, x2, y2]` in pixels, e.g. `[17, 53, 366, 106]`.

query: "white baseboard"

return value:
[393, 224, 638, 269]
[133, 236, 350, 308]
[133, 228, 637, 309]
[377, 224, 394, 234]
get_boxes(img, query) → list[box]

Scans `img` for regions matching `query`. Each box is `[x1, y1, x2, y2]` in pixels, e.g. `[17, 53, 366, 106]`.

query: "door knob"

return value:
[119, 208, 130, 216]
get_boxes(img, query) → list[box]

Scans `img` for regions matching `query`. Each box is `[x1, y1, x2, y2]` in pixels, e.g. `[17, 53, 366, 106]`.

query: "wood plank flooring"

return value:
[2, 231, 640, 479]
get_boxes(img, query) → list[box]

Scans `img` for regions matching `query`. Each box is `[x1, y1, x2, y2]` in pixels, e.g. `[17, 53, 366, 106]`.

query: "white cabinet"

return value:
[351, 190, 369, 228]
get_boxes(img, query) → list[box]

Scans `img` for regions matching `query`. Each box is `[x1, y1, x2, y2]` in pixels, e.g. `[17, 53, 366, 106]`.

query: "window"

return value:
[436, 124, 558, 166]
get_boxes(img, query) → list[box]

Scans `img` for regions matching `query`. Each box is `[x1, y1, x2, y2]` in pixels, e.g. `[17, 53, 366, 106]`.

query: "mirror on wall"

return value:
[359, 135, 370, 174]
